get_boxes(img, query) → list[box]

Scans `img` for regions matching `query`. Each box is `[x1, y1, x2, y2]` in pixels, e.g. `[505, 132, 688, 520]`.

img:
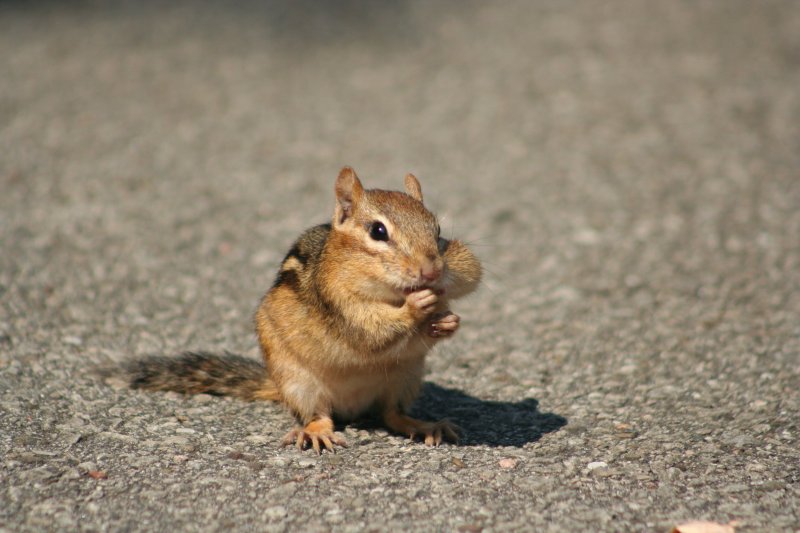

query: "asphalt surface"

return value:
[2, 1, 799, 531]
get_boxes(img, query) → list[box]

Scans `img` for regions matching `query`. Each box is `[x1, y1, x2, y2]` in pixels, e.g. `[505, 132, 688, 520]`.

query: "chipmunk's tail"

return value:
[123, 351, 281, 402]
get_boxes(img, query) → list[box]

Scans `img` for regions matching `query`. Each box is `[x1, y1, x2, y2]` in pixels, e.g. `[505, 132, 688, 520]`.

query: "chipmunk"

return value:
[125, 167, 481, 453]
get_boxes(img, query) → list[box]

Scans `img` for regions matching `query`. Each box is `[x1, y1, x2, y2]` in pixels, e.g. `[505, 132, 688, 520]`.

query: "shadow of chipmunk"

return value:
[355, 382, 567, 447]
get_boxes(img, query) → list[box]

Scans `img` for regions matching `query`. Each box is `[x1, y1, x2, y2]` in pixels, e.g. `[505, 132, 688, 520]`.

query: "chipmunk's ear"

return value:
[404, 173, 423, 202]
[335, 166, 363, 224]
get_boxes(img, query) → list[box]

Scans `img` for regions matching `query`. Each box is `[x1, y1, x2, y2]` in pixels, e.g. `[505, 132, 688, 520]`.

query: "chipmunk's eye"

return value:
[369, 221, 389, 242]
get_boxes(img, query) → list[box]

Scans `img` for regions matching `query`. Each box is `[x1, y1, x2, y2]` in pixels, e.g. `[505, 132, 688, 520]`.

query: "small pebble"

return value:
[499, 458, 518, 469]
[63, 336, 83, 346]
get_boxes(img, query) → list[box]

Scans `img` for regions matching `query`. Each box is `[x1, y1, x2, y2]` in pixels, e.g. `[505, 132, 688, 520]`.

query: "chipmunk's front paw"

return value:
[428, 311, 460, 338]
[405, 288, 438, 317]
[281, 418, 347, 454]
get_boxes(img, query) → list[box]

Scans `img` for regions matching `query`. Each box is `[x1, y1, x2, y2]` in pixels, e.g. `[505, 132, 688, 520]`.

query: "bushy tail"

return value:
[124, 351, 280, 402]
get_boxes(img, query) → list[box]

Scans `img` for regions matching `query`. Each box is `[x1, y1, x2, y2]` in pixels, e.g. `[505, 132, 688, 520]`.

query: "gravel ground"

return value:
[2, 1, 799, 531]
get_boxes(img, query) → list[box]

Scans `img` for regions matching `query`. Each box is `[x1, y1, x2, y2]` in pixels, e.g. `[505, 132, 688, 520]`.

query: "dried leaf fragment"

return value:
[671, 520, 737, 533]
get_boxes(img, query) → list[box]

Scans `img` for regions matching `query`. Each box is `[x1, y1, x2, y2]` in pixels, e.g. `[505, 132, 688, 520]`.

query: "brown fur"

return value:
[126, 167, 481, 453]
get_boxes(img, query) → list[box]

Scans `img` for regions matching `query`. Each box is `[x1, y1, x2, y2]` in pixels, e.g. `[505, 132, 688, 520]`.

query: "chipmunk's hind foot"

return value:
[281, 417, 348, 454]
[384, 411, 460, 446]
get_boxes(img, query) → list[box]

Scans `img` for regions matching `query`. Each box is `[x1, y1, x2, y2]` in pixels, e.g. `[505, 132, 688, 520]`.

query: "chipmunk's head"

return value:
[331, 166, 445, 296]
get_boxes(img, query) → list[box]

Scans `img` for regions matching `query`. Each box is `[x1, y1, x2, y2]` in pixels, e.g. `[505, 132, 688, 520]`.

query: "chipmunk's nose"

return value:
[420, 257, 443, 283]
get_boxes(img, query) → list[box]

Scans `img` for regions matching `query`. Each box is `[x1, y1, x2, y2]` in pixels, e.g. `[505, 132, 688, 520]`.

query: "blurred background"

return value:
[3, 0, 799, 389]
[2, 0, 799, 385]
